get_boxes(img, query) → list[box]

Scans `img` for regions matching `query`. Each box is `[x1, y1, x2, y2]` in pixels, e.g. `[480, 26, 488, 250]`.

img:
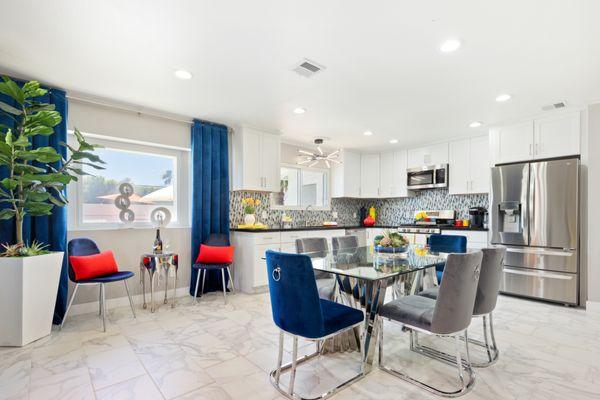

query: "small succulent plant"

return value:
[374, 229, 408, 248]
[0, 240, 49, 257]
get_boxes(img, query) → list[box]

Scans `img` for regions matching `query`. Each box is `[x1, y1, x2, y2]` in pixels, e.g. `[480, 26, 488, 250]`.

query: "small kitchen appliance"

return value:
[407, 164, 449, 190]
[468, 207, 487, 229]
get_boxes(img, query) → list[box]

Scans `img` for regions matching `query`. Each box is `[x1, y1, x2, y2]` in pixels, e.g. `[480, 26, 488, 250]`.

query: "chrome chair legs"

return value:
[410, 312, 499, 368]
[378, 317, 476, 398]
[194, 267, 235, 305]
[61, 280, 136, 333]
[270, 327, 365, 400]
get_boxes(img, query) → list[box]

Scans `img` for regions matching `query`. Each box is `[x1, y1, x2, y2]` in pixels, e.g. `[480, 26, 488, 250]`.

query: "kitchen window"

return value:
[67, 133, 190, 229]
[271, 164, 329, 210]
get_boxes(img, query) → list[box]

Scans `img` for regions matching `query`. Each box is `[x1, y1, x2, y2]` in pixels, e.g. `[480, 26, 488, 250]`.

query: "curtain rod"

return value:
[67, 94, 194, 125]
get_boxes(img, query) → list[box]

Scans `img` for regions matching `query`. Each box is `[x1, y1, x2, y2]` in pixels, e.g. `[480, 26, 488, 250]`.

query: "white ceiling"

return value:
[1, 0, 599, 151]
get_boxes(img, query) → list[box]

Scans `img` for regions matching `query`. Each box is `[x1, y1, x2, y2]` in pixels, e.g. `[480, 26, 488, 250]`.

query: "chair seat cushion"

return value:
[316, 278, 335, 300]
[77, 270, 134, 283]
[437, 270, 444, 283]
[319, 299, 364, 338]
[193, 263, 230, 271]
[418, 287, 439, 300]
[196, 244, 234, 264]
[69, 250, 119, 281]
[379, 295, 435, 331]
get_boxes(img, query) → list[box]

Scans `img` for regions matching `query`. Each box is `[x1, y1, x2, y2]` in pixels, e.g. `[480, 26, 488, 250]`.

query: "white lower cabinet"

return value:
[440, 230, 489, 249]
[232, 229, 346, 293]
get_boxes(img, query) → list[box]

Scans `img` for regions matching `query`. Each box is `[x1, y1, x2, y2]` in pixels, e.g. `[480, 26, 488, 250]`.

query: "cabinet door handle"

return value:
[535, 143, 539, 155]
[529, 144, 533, 156]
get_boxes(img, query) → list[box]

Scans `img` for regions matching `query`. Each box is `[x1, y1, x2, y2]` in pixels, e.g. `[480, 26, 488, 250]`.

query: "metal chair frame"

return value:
[193, 264, 235, 304]
[377, 316, 476, 398]
[61, 279, 136, 332]
[410, 311, 499, 368]
[270, 322, 365, 400]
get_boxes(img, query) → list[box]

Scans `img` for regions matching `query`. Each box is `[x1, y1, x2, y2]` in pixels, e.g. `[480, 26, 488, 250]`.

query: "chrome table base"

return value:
[140, 253, 178, 313]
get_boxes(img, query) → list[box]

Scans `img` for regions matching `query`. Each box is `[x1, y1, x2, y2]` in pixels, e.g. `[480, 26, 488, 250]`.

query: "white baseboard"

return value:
[69, 286, 191, 316]
[586, 301, 600, 313]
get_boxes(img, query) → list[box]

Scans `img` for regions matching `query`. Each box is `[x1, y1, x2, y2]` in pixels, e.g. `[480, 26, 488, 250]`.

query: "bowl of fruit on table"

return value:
[374, 230, 409, 253]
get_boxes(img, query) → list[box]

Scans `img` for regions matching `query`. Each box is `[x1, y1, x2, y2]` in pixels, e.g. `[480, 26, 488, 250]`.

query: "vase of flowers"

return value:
[242, 197, 260, 226]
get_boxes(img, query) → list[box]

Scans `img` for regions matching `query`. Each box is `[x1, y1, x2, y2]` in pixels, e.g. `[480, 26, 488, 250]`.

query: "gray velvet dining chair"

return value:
[377, 250, 483, 397]
[295, 237, 336, 300]
[332, 235, 361, 306]
[416, 246, 506, 367]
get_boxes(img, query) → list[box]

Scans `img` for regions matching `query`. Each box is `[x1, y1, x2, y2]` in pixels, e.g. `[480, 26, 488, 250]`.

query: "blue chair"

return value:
[265, 250, 364, 399]
[192, 233, 235, 305]
[428, 234, 467, 283]
[61, 238, 136, 332]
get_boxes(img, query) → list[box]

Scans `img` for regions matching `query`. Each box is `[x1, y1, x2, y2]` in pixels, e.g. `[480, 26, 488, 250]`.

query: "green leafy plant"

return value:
[0, 240, 49, 257]
[0, 76, 105, 254]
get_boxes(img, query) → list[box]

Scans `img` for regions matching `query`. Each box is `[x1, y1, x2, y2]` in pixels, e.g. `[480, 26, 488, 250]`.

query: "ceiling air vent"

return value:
[293, 59, 325, 78]
[542, 102, 567, 111]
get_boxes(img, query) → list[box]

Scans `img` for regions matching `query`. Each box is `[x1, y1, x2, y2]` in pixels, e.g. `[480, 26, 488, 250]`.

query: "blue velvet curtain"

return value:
[190, 119, 230, 294]
[0, 79, 69, 325]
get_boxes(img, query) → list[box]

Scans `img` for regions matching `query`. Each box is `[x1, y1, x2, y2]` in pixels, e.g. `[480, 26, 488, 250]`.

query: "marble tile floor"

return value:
[1, 292, 600, 400]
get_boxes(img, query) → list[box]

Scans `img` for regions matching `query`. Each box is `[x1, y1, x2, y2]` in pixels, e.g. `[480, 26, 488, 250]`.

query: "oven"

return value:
[407, 164, 448, 190]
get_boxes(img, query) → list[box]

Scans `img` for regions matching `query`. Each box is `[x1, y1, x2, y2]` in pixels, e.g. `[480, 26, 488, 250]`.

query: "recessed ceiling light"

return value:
[440, 38, 461, 53]
[293, 107, 307, 114]
[496, 94, 512, 102]
[174, 69, 192, 80]
[469, 121, 483, 128]
[389, 139, 399, 144]
[363, 131, 373, 136]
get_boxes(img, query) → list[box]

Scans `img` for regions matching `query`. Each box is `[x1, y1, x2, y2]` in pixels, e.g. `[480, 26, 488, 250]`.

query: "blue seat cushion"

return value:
[77, 270, 134, 283]
[436, 270, 444, 283]
[319, 299, 364, 338]
[193, 263, 231, 270]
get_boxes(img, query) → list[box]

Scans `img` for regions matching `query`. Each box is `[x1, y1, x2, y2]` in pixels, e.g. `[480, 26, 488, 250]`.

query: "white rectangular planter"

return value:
[0, 252, 64, 347]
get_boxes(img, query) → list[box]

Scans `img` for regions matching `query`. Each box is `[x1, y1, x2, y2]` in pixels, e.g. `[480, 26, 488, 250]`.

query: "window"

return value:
[271, 164, 329, 209]
[68, 134, 189, 229]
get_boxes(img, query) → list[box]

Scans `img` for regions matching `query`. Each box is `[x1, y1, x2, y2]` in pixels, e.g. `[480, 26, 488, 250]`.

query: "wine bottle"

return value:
[153, 229, 163, 254]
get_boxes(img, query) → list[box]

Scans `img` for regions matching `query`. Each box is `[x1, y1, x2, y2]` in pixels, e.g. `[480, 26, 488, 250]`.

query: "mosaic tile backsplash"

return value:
[230, 189, 489, 228]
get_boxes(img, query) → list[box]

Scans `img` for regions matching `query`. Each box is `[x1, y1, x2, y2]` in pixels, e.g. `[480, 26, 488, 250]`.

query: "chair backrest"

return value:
[295, 237, 328, 255]
[265, 250, 325, 338]
[473, 247, 506, 316]
[67, 238, 101, 281]
[332, 235, 359, 251]
[428, 234, 467, 254]
[204, 233, 230, 246]
[431, 251, 483, 335]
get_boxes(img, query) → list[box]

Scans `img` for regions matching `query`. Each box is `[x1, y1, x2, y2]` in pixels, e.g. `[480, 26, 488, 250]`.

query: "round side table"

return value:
[139, 252, 179, 312]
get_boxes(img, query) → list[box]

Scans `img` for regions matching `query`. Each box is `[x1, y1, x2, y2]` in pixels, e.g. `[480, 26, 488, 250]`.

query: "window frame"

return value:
[270, 163, 331, 211]
[67, 131, 190, 231]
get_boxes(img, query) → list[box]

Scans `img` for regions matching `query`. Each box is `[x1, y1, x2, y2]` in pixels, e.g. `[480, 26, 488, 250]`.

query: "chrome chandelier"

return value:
[297, 138, 342, 168]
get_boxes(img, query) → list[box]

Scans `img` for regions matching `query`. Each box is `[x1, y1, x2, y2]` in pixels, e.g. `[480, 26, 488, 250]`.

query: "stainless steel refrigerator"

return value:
[490, 158, 579, 305]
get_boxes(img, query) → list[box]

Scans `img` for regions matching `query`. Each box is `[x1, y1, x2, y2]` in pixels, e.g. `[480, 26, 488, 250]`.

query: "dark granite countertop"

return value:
[231, 225, 488, 233]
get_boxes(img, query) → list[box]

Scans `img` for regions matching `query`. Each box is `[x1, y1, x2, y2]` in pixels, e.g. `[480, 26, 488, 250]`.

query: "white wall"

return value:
[67, 100, 192, 305]
[587, 103, 600, 308]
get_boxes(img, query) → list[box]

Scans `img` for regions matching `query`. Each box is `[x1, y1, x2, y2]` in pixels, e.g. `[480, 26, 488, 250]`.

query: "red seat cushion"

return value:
[196, 244, 234, 264]
[69, 250, 119, 281]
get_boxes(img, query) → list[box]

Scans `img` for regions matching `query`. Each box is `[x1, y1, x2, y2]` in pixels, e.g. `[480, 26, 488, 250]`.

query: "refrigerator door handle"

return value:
[503, 268, 574, 281]
[505, 247, 574, 257]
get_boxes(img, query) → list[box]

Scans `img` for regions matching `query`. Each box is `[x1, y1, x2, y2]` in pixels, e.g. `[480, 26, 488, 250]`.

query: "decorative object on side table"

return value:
[150, 207, 171, 254]
[0, 77, 105, 346]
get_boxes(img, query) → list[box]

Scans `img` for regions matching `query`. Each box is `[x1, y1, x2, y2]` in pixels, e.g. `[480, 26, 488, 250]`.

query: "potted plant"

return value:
[242, 197, 260, 226]
[0, 77, 105, 346]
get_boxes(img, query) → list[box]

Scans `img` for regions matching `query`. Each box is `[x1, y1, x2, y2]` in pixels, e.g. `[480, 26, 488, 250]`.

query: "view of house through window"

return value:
[272, 165, 328, 209]
[79, 146, 177, 224]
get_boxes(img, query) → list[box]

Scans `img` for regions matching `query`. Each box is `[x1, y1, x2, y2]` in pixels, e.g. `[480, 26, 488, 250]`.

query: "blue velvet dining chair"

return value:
[192, 233, 235, 305]
[428, 234, 467, 283]
[61, 238, 136, 332]
[265, 250, 365, 399]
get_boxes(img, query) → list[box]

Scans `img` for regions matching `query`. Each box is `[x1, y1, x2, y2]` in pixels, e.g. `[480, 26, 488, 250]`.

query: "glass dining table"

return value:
[280, 245, 447, 372]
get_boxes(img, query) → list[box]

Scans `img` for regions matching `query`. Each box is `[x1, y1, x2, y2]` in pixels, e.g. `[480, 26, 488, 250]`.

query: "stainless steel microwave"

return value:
[407, 164, 449, 190]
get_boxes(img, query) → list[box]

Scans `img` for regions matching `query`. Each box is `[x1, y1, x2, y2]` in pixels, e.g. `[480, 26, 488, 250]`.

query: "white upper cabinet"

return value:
[449, 135, 490, 195]
[407, 142, 449, 168]
[490, 121, 534, 165]
[534, 112, 581, 159]
[490, 111, 581, 165]
[360, 154, 381, 198]
[232, 127, 281, 191]
[391, 150, 412, 198]
[331, 150, 361, 198]
[379, 152, 395, 198]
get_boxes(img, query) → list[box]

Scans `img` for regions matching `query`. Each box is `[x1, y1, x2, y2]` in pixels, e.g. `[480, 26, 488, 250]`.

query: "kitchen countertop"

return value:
[231, 225, 488, 233]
